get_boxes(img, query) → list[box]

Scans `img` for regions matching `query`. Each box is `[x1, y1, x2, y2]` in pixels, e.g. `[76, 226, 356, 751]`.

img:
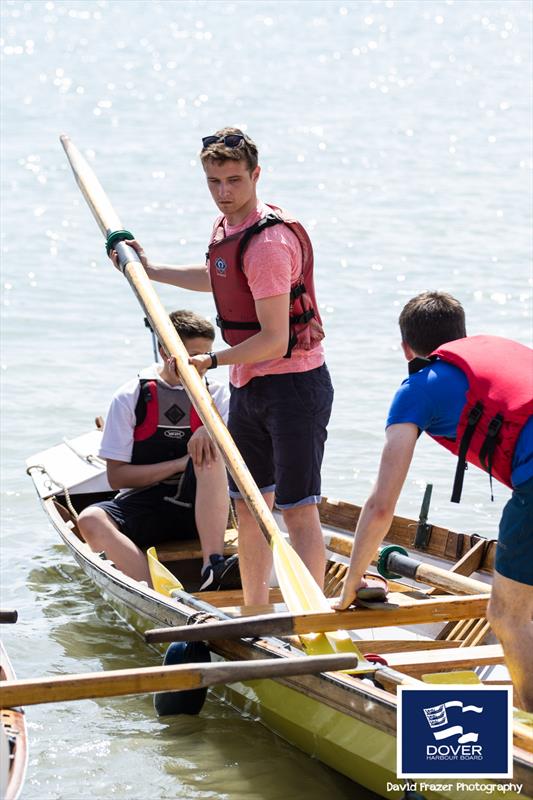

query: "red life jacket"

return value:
[132, 379, 193, 465]
[427, 335, 533, 501]
[207, 204, 325, 357]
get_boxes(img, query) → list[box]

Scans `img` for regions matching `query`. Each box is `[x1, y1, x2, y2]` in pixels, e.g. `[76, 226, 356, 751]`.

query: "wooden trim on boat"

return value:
[0, 643, 28, 800]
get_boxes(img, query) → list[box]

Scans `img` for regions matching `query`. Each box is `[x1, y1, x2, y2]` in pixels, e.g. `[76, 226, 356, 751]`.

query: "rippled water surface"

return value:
[1, 1, 531, 798]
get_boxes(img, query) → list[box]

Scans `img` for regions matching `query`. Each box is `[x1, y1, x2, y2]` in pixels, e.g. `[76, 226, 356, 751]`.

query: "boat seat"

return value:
[154, 528, 239, 563]
[384, 643, 504, 679]
[193, 588, 284, 609]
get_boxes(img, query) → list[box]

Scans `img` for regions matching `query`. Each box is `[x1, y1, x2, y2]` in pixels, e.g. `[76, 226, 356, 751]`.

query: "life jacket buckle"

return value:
[467, 403, 483, 426]
[486, 413, 503, 438]
[291, 283, 306, 300]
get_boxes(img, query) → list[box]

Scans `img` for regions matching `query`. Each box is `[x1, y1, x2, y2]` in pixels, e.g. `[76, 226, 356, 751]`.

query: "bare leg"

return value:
[77, 506, 151, 584]
[487, 571, 533, 711]
[235, 493, 275, 606]
[194, 455, 230, 569]
[281, 503, 326, 590]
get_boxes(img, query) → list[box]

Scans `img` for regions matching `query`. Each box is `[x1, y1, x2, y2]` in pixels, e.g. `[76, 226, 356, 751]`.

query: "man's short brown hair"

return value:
[200, 127, 258, 173]
[168, 309, 215, 343]
[399, 291, 466, 356]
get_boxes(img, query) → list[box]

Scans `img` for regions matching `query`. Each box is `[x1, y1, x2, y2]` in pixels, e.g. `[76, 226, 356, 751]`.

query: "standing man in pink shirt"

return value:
[118, 128, 334, 605]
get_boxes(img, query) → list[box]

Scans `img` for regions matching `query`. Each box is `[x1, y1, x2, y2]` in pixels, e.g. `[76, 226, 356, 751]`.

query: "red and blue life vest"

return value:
[132, 379, 194, 465]
[419, 335, 533, 501]
[207, 204, 325, 357]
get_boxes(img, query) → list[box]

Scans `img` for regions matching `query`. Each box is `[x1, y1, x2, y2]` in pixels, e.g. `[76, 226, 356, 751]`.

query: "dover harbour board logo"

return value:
[397, 686, 513, 779]
[215, 257, 227, 277]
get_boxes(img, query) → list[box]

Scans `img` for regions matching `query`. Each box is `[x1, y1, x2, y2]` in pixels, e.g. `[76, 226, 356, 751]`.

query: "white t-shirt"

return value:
[99, 364, 230, 463]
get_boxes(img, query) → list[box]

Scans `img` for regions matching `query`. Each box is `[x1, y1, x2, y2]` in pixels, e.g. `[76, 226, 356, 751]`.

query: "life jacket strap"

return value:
[284, 331, 299, 359]
[238, 214, 284, 262]
[290, 308, 315, 325]
[135, 380, 155, 427]
[291, 283, 306, 300]
[478, 413, 504, 502]
[451, 401, 483, 503]
[216, 315, 261, 331]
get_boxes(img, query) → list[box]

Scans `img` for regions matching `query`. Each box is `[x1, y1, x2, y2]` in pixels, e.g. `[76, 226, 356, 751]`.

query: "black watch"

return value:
[207, 351, 218, 370]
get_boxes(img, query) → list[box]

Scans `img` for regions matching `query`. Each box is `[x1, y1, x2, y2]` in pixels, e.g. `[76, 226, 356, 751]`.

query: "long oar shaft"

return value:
[0, 653, 357, 708]
[60, 135, 279, 551]
[145, 592, 490, 644]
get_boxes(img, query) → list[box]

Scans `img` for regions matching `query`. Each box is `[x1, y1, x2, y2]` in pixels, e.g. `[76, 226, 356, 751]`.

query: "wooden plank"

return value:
[318, 496, 497, 572]
[145, 593, 490, 644]
[155, 529, 239, 563]
[354, 639, 461, 654]
[193, 589, 284, 608]
[435, 539, 493, 643]
[384, 643, 504, 677]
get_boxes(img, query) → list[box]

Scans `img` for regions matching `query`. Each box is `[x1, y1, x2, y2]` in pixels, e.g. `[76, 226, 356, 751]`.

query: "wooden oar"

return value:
[59, 135, 365, 663]
[378, 547, 490, 595]
[0, 653, 356, 708]
[145, 592, 490, 644]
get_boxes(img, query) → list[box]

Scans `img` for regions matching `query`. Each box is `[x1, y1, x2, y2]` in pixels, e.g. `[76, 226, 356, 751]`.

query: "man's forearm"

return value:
[106, 455, 190, 490]
[145, 263, 211, 292]
[216, 328, 288, 366]
[349, 499, 395, 585]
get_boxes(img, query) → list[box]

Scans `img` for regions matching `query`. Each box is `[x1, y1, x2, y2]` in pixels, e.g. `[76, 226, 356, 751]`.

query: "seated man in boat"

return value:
[336, 291, 533, 711]
[77, 309, 240, 592]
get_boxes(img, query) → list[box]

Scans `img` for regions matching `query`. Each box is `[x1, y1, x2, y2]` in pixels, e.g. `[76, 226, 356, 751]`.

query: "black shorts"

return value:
[95, 460, 198, 548]
[227, 364, 333, 508]
[495, 475, 533, 586]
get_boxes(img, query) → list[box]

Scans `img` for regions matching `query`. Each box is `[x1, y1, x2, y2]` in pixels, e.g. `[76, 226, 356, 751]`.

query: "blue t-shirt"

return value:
[387, 360, 533, 487]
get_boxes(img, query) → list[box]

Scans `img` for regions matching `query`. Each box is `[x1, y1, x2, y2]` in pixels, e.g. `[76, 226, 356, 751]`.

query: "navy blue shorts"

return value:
[227, 364, 333, 508]
[95, 461, 198, 548]
[495, 475, 533, 586]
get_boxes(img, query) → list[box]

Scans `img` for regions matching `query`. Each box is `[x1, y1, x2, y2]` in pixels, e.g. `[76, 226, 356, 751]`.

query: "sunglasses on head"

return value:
[202, 134, 245, 149]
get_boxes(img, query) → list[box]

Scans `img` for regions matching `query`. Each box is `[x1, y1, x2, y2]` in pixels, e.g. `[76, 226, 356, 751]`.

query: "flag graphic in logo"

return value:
[423, 700, 483, 744]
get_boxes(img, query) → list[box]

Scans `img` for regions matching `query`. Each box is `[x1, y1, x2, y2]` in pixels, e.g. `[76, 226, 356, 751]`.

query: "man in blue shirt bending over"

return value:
[336, 291, 533, 711]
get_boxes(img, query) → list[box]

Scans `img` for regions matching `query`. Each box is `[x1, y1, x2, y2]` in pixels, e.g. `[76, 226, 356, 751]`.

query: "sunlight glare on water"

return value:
[1, 1, 531, 798]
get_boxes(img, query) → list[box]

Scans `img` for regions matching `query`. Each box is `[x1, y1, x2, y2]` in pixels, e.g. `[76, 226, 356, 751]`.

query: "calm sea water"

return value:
[1, 1, 531, 798]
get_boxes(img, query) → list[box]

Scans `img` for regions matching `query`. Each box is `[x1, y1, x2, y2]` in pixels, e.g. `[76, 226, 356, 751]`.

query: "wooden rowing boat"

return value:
[26, 427, 533, 800]
[0, 641, 28, 800]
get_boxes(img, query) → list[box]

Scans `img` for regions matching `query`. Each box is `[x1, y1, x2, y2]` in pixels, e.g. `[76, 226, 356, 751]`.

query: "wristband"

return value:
[207, 351, 218, 370]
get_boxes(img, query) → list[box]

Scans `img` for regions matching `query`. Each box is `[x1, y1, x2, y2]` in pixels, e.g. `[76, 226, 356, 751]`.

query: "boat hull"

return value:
[25, 432, 532, 800]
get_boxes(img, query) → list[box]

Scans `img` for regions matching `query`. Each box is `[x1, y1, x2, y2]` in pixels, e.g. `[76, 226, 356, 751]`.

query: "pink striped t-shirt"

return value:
[214, 201, 324, 388]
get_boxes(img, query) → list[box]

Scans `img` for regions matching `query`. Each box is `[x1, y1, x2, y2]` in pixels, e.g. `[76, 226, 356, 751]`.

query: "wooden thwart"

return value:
[0, 653, 357, 709]
[384, 643, 504, 678]
[145, 592, 490, 644]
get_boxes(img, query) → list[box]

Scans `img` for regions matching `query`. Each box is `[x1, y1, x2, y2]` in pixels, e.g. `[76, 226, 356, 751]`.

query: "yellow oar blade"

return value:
[271, 531, 371, 668]
[272, 531, 329, 612]
[147, 547, 184, 596]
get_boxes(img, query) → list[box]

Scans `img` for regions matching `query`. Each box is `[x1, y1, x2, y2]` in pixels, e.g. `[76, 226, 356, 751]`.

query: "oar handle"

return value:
[145, 615, 295, 644]
[0, 609, 18, 624]
[378, 546, 489, 595]
[0, 653, 358, 708]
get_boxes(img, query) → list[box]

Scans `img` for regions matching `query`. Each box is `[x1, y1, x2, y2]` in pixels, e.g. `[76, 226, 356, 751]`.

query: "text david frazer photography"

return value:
[387, 782, 524, 796]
